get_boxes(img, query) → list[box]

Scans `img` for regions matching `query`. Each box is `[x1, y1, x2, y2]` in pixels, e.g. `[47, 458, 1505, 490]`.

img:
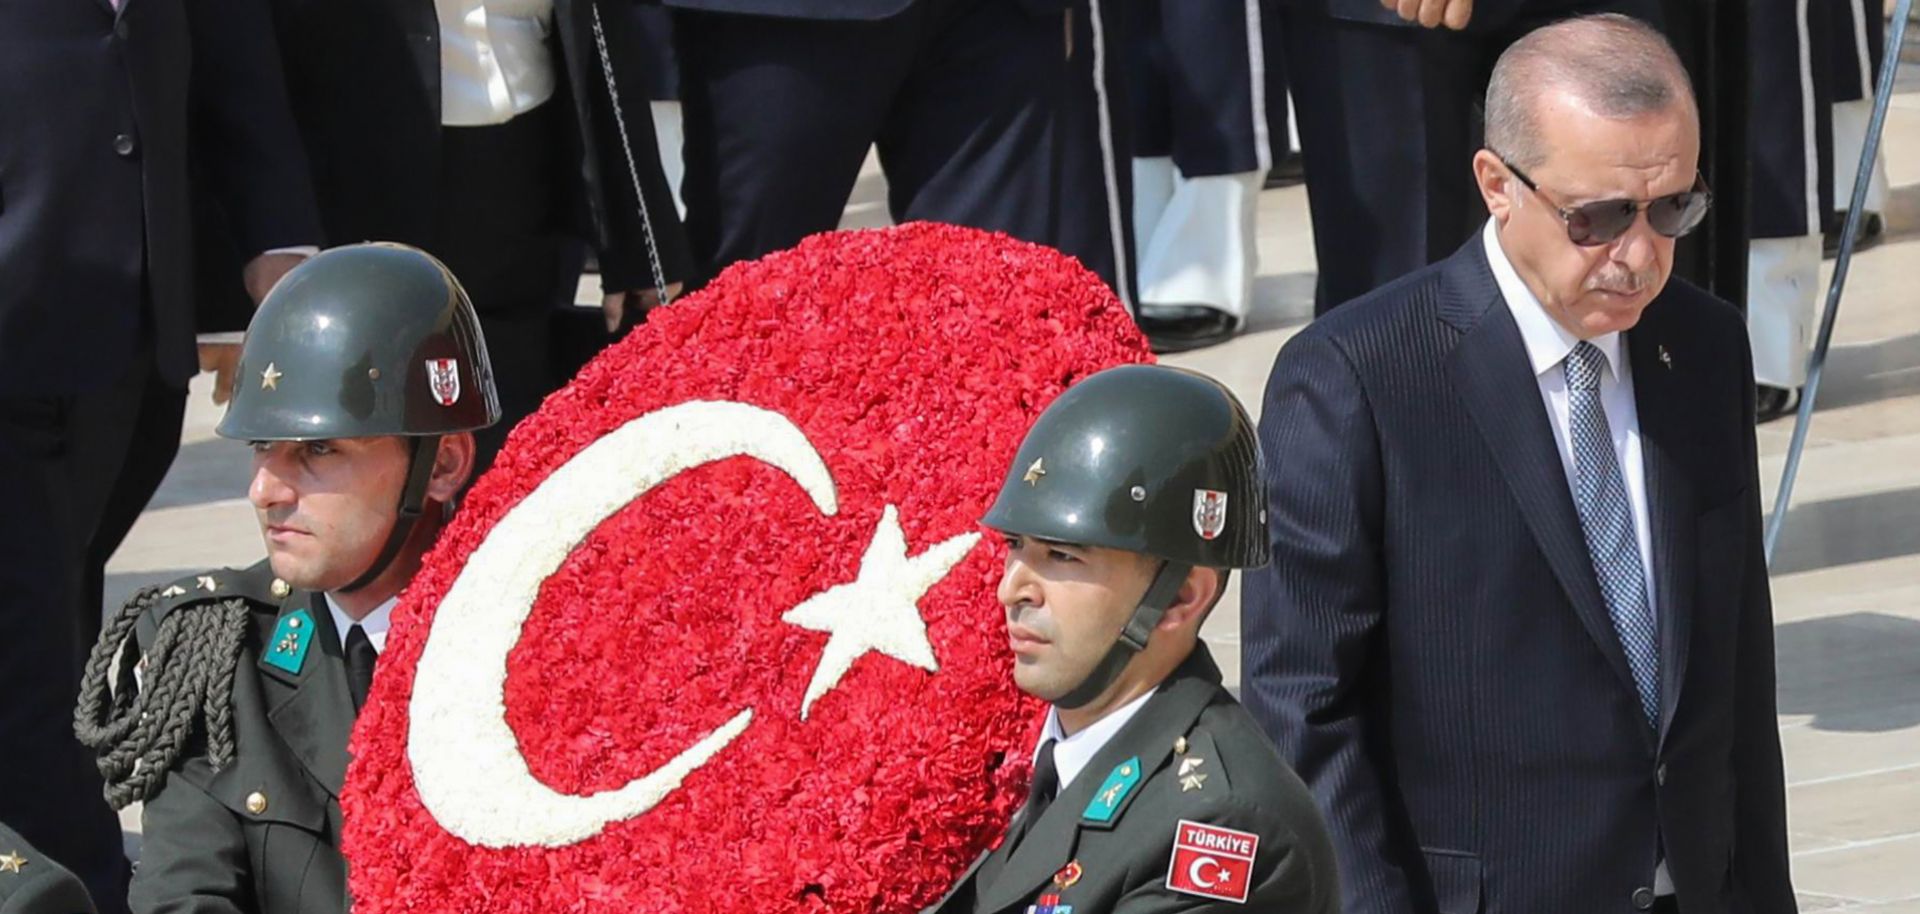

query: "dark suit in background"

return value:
[666, 0, 1136, 304]
[1273, 0, 1662, 313]
[0, 0, 319, 905]
[194, 0, 692, 466]
[1242, 240, 1795, 914]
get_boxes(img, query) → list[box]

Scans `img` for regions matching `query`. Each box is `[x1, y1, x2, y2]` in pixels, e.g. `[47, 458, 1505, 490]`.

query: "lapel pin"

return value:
[1658, 345, 1673, 370]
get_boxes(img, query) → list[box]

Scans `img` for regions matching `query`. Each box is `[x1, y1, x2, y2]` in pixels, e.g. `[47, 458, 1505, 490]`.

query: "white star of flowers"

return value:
[782, 504, 979, 720]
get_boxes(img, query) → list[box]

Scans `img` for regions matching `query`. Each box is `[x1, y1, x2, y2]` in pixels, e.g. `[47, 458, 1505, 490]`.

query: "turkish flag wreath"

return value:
[341, 223, 1152, 913]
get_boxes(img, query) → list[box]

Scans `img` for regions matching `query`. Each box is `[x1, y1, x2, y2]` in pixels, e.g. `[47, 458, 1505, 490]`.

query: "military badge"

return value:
[1192, 489, 1228, 541]
[1166, 820, 1258, 903]
[1026, 893, 1073, 914]
[1053, 860, 1083, 888]
[425, 358, 460, 407]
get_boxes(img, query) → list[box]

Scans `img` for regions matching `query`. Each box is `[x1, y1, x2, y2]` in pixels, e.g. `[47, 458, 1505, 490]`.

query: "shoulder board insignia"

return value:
[262, 608, 316, 675]
[1082, 756, 1142, 823]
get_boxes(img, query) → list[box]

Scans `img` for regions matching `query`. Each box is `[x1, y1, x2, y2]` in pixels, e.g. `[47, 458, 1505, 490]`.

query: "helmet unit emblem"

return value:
[1192, 489, 1228, 541]
[426, 359, 461, 407]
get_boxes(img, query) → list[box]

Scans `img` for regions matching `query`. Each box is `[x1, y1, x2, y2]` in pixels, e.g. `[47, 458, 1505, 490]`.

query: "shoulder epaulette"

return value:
[134, 561, 289, 650]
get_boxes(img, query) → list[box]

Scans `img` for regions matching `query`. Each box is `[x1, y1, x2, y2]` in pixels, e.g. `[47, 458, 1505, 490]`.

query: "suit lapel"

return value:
[976, 648, 1224, 914]
[1440, 242, 1639, 700]
[1626, 309, 1698, 747]
[259, 591, 356, 798]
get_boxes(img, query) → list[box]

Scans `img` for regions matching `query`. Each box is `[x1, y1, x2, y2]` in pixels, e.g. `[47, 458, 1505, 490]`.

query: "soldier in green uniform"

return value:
[73, 243, 499, 914]
[928, 364, 1339, 914]
[0, 821, 97, 914]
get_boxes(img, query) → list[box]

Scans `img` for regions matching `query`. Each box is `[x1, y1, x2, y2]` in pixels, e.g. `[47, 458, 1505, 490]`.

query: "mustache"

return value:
[1585, 266, 1660, 296]
[1006, 604, 1056, 640]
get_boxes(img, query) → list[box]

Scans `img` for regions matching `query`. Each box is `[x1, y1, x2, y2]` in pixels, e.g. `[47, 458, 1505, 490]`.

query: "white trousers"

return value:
[650, 100, 687, 219]
[1131, 157, 1260, 321]
[1747, 235, 1824, 388]
[1832, 98, 1891, 214]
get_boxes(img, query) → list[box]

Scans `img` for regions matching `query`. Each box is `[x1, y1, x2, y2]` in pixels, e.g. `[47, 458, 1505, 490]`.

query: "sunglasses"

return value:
[1502, 158, 1713, 246]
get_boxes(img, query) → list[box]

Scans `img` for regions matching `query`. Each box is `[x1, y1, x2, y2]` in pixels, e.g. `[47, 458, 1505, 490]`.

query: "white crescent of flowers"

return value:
[406, 400, 978, 848]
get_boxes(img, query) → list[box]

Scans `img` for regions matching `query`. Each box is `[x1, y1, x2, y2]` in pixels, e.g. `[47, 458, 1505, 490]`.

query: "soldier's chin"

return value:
[263, 552, 327, 593]
[1012, 662, 1079, 704]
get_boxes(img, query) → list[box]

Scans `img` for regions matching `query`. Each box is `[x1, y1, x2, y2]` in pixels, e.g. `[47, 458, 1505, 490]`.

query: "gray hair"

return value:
[1484, 14, 1696, 169]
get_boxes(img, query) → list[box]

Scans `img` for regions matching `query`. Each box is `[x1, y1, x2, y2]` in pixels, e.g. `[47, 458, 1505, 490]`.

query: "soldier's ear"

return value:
[425, 433, 478, 504]
[1158, 566, 1224, 634]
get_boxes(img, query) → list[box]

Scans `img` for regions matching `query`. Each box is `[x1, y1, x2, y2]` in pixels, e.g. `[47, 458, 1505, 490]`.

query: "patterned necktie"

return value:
[1564, 342, 1660, 727]
[345, 625, 378, 713]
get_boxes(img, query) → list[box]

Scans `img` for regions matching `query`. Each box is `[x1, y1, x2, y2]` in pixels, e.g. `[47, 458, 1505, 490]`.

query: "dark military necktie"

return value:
[345, 624, 378, 712]
[974, 738, 1059, 898]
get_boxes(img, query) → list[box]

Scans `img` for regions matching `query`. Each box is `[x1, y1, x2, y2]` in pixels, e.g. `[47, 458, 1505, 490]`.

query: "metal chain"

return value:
[588, 1, 672, 304]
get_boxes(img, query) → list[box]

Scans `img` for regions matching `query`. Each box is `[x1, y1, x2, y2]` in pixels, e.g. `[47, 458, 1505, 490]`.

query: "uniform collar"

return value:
[1040, 686, 1159, 793]
[324, 594, 397, 653]
[1483, 219, 1625, 382]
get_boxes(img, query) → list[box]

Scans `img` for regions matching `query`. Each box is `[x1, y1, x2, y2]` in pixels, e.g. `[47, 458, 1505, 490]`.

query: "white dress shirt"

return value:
[436, 0, 558, 127]
[1038, 687, 1158, 793]
[1484, 220, 1671, 895]
[324, 594, 397, 654]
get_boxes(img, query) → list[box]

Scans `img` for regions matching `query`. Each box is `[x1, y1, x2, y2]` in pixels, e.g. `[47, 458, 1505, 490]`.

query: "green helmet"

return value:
[983, 364, 1269, 569]
[983, 364, 1269, 709]
[217, 242, 499, 442]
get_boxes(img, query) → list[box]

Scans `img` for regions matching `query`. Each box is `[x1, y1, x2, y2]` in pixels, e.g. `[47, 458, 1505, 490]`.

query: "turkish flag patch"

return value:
[1166, 819, 1259, 903]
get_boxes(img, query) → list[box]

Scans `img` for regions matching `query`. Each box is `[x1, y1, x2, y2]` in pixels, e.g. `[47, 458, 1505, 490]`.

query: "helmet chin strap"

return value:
[339, 435, 442, 594]
[1054, 560, 1191, 710]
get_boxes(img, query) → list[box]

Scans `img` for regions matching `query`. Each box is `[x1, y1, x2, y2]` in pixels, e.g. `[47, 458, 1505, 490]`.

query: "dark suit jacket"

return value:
[130, 564, 356, 914]
[0, 0, 319, 394]
[657, 0, 1064, 22]
[0, 821, 98, 914]
[1241, 239, 1794, 914]
[926, 646, 1340, 914]
[1283, 0, 1602, 31]
[194, 0, 691, 330]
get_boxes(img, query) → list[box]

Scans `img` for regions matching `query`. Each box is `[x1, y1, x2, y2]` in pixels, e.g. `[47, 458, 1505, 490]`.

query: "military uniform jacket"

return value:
[129, 563, 357, 914]
[927, 646, 1340, 914]
[0, 821, 97, 914]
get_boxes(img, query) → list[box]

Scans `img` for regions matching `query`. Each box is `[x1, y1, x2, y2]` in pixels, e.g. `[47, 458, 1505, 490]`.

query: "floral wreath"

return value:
[341, 222, 1151, 913]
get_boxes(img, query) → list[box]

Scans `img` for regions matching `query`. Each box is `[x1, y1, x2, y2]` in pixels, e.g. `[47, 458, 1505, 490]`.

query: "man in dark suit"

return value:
[73, 245, 494, 914]
[1273, 0, 1662, 313]
[929, 365, 1339, 914]
[0, 821, 97, 914]
[1243, 16, 1795, 914]
[193, 0, 691, 468]
[0, 0, 320, 906]
[665, 0, 1135, 305]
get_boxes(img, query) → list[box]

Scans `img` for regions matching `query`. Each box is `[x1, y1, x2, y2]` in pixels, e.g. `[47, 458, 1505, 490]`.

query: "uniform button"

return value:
[112, 133, 137, 157]
[1656, 764, 1667, 787]
[246, 791, 268, 815]
[1632, 887, 1656, 910]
